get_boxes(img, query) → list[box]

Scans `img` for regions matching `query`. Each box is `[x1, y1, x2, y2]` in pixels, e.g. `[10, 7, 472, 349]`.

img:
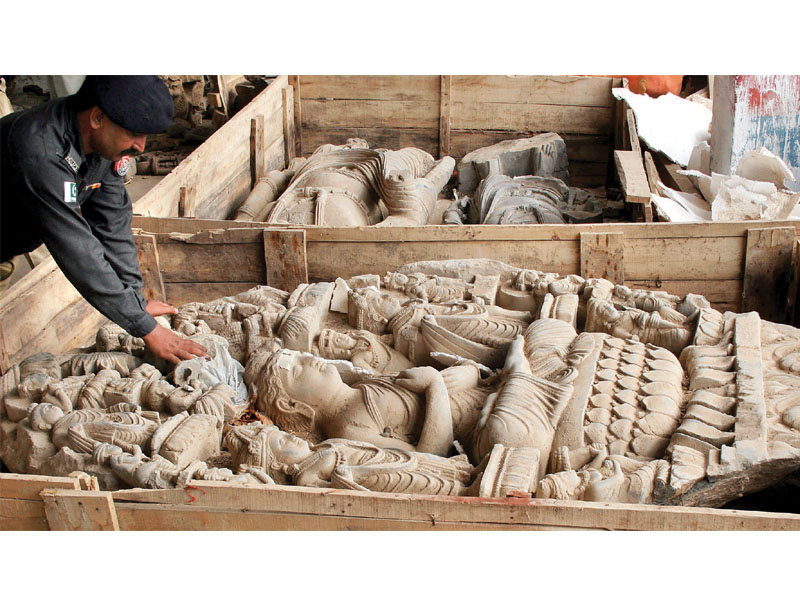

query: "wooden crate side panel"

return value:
[110, 481, 800, 531]
[133, 76, 290, 219]
[302, 98, 440, 130]
[450, 76, 620, 107]
[451, 102, 613, 136]
[0, 473, 82, 531]
[299, 75, 441, 102]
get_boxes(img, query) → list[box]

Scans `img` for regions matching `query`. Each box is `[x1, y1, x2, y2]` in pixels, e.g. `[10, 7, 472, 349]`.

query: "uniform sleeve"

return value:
[81, 164, 150, 305]
[15, 155, 157, 338]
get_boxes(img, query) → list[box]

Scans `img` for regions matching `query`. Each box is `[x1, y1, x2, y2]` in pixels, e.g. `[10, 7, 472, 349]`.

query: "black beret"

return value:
[76, 75, 174, 134]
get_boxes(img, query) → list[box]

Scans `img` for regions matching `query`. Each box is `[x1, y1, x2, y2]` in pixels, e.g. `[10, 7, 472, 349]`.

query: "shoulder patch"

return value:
[113, 156, 130, 178]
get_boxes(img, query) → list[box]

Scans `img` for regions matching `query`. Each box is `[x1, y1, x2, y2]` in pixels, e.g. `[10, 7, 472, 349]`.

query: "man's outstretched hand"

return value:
[145, 299, 179, 317]
[143, 323, 209, 364]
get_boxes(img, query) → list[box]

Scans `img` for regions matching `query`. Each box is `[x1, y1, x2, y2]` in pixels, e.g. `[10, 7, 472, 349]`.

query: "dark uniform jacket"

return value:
[1, 96, 157, 338]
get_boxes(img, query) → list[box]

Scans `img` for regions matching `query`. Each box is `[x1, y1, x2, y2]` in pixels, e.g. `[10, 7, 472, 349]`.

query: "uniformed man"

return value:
[1, 75, 208, 364]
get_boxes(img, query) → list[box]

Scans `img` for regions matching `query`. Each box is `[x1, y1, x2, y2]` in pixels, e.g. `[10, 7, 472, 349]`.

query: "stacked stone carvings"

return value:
[2, 261, 799, 507]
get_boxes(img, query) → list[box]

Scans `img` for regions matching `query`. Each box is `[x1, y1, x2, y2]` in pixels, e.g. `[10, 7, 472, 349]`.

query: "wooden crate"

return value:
[2, 473, 798, 531]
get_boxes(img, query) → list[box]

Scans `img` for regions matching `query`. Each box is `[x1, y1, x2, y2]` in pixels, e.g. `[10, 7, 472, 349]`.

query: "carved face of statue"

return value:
[267, 428, 313, 466]
[318, 329, 357, 359]
[275, 349, 343, 407]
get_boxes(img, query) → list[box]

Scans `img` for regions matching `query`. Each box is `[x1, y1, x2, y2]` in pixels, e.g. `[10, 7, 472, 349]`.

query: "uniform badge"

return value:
[64, 154, 79, 173]
[63, 181, 78, 205]
[113, 156, 130, 177]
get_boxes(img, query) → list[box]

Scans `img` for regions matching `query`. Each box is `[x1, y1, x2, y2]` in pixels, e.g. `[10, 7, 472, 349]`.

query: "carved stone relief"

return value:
[2, 259, 799, 508]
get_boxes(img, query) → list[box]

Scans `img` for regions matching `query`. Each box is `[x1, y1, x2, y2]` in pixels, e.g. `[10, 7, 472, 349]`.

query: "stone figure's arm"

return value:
[395, 366, 454, 456]
[503, 335, 532, 375]
[439, 361, 481, 392]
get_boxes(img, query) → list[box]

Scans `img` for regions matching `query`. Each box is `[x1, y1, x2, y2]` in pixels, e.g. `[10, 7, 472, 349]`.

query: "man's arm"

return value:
[15, 156, 208, 362]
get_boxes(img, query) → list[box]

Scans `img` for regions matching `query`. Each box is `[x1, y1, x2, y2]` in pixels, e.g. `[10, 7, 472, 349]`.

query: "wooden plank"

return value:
[301, 127, 438, 157]
[625, 235, 744, 281]
[132, 216, 800, 242]
[264, 229, 308, 291]
[250, 114, 266, 186]
[301, 98, 439, 129]
[0, 498, 50, 530]
[178, 186, 195, 218]
[615, 150, 651, 204]
[581, 232, 624, 284]
[643, 151, 663, 194]
[653, 153, 698, 194]
[133, 232, 166, 302]
[439, 75, 452, 158]
[299, 75, 440, 102]
[451, 102, 613, 135]
[0, 473, 81, 500]
[288, 75, 302, 158]
[790, 240, 800, 327]
[41, 489, 120, 531]
[451, 75, 619, 107]
[111, 481, 800, 531]
[0, 473, 82, 531]
[742, 227, 796, 321]
[282, 85, 296, 165]
[626, 108, 641, 155]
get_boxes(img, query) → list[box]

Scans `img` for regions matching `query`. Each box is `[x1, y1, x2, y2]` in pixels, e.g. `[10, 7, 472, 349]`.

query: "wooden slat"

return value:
[178, 186, 195, 218]
[282, 85, 296, 165]
[41, 489, 120, 531]
[643, 151, 663, 194]
[451, 102, 613, 135]
[614, 150, 651, 204]
[742, 227, 796, 321]
[451, 75, 620, 107]
[626, 108, 641, 155]
[264, 229, 308, 292]
[299, 75, 440, 102]
[133, 232, 166, 302]
[301, 98, 439, 129]
[581, 232, 624, 284]
[132, 216, 800, 242]
[439, 75, 452, 158]
[250, 114, 266, 185]
[288, 75, 302, 158]
[0, 498, 50, 530]
[0, 473, 81, 500]
[110, 480, 800, 531]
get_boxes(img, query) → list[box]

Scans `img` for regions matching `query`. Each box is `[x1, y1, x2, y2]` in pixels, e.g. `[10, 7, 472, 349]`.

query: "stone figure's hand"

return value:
[440, 362, 480, 390]
[143, 324, 209, 364]
[395, 366, 442, 393]
[145, 300, 179, 317]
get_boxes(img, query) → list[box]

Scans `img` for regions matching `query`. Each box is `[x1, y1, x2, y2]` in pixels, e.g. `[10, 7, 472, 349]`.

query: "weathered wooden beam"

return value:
[614, 150, 652, 221]
[282, 85, 296, 167]
[41, 489, 120, 531]
[580, 232, 625, 284]
[263, 228, 308, 291]
[250, 114, 265, 186]
[742, 226, 796, 321]
[439, 75, 452, 158]
[133, 231, 167, 303]
[178, 186, 195, 218]
[626, 108, 641, 155]
[289, 75, 302, 157]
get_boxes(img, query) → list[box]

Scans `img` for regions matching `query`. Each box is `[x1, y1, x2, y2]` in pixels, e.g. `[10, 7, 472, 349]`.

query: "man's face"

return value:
[91, 110, 147, 162]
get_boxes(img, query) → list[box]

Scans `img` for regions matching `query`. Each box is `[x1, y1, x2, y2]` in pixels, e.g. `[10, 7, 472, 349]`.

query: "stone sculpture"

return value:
[233, 138, 455, 226]
[445, 134, 604, 225]
[2, 259, 799, 510]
